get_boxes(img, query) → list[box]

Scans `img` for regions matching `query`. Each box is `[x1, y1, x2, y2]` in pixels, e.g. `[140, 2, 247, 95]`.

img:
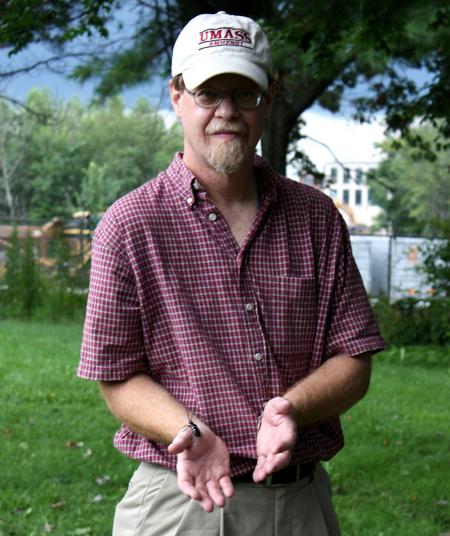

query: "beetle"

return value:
[183, 410, 201, 438]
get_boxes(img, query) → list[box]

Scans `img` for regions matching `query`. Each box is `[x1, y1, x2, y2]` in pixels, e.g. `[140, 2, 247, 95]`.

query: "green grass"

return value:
[0, 321, 136, 536]
[329, 351, 450, 535]
[0, 321, 449, 535]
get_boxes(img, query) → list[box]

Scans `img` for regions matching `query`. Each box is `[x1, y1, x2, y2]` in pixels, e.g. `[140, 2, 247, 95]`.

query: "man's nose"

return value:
[214, 93, 240, 119]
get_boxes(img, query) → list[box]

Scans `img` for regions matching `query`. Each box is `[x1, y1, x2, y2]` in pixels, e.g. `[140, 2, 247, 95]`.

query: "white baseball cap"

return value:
[171, 11, 272, 91]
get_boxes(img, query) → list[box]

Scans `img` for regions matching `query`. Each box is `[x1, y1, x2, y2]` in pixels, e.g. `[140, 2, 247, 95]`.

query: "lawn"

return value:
[0, 321, 449, 536]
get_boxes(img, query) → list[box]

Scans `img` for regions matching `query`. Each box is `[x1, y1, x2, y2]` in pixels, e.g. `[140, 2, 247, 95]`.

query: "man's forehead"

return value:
[198, 73, 260, 89]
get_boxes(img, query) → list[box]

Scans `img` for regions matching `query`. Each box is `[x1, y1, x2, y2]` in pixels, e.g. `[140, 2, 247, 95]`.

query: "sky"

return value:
[1, 42, 387, 174]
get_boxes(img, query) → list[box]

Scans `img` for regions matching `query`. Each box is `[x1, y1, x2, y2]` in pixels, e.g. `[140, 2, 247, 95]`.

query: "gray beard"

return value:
[205, 138, 250, 174]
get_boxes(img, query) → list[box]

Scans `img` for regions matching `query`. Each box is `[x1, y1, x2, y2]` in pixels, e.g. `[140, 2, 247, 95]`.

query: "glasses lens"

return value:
[235, 90, 261, 109]
[194, 89, 221, 108]
[193, 88, 263, 109]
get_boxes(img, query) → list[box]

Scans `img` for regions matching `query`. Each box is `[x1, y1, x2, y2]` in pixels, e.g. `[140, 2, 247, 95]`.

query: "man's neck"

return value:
[183, 152, 259, 248]
[183, 153, 258, 208]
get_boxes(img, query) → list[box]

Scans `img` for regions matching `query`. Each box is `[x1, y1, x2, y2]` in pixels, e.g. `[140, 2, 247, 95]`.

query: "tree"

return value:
[0, 89, 183, 220]
[368, 124, 450, 235]
[0, 101, 31, 218]
[2, 1, 450, 175]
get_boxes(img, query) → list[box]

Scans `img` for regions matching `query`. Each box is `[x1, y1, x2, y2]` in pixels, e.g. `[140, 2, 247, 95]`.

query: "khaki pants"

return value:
[113, 462, 341, 536]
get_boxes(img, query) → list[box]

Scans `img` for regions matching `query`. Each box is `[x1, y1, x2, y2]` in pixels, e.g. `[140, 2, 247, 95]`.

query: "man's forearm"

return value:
[99, 374, 190, 444]
[283, 353, 372, 428]
[100, 374, 235, 512]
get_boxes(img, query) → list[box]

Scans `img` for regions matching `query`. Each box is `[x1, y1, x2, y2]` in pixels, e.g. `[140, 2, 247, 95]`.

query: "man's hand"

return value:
[168, 424, 234, 512]
[253, 397, 297, 483]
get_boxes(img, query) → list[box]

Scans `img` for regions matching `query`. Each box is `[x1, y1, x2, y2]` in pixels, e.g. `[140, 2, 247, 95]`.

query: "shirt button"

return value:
[193, 180, 200, 190]
[245, 303, 254, 312]
[186, 197, 194, 205]
[208, 213, 217, 222]
[254, 353, 263, 362]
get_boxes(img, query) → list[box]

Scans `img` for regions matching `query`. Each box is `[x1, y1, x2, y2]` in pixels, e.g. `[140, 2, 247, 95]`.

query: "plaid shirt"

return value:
[78, 153, 384, 476]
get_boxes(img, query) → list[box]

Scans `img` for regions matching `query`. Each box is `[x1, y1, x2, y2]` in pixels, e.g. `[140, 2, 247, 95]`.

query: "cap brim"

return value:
[182, 58, 268, 91]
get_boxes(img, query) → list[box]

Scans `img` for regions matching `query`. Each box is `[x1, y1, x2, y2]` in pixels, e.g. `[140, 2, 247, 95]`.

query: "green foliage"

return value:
[420, 220, 450, 297]
[20, 232, 42, 317]
[0, 0, 114, 54]
[376, 345, 450, 368]
[3, 1, 450, 174]
[3, 228, 43, 318]
[3, 226, 21, 312]
[1, 227, 87, 321]
[0, 90, 183, 220]
[373, 296, 450, 346]
[368, 125, 450, 235]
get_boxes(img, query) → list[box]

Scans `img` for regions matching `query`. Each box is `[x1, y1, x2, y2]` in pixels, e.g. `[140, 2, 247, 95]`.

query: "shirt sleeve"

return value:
[78, 214, 148, 381]
[315, 203, 385, 362]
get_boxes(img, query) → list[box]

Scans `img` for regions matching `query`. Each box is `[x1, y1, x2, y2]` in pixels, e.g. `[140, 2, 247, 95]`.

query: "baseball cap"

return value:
[171, 11, 272, 91]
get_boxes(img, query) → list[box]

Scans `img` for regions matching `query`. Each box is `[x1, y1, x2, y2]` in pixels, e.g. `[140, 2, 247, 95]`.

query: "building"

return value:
[322, 162, 382, 230]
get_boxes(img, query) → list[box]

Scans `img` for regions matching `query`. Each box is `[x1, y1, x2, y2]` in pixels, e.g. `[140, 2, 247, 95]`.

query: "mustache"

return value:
[205, 121, 248, 135]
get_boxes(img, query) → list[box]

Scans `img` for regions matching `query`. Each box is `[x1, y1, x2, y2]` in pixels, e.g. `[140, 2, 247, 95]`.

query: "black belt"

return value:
[234, 462, 316, 486]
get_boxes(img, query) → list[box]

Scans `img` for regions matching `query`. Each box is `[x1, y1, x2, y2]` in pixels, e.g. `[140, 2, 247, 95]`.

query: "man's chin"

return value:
[206, 140, 250, 174]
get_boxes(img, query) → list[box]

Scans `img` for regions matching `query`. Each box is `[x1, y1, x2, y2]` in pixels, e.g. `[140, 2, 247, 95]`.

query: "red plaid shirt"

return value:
[78, 153, 384, 476]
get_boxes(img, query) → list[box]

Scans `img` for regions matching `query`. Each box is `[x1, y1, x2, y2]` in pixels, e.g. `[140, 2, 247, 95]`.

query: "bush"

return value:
[2, 228, 43, 318]
[373, 296, 450, 346]
[420, 220, 450, 297]
[0, 227, 87, 322]
[377, 345, 450, 367]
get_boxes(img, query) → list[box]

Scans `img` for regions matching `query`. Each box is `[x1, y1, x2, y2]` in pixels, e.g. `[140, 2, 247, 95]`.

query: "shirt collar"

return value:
[164, 151, 279, 205]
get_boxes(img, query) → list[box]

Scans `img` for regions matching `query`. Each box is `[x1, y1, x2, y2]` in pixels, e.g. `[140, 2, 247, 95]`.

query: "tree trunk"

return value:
[261, 75, 346, 176]
[261, 89, 298, 176]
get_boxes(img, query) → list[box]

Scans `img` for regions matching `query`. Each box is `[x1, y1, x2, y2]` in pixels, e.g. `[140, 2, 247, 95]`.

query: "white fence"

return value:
[350, 235, 441, 300]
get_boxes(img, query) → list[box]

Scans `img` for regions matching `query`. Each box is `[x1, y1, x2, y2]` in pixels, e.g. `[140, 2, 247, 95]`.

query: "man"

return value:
[78, 11, 385, 535]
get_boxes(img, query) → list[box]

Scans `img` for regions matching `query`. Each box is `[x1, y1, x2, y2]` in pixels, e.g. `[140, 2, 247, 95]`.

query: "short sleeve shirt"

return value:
[78, 152, 385, 476]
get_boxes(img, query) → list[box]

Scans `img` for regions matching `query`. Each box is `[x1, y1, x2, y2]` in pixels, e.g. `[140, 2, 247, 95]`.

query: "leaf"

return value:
[94, 475, 110, 486]
[65, 440, 84, 448]
[15, 506, 32, 516]
[44, 522, 55, 533]
[49, 501, 65, 509]
[92, 494, 104, 502]
[83, 448, 93, 459]
[1, 428, 13, 437]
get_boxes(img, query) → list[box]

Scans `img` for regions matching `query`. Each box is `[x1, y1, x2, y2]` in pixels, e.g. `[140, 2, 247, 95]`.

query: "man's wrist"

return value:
[281, 395, 299, 423]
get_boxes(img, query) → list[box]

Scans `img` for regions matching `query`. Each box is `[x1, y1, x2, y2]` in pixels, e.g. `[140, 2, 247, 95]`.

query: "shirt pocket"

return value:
[258, 275, 317, 365]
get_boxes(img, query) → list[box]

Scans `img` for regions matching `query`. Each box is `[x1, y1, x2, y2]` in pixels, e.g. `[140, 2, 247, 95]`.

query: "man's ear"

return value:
[169, 79, 183, 118]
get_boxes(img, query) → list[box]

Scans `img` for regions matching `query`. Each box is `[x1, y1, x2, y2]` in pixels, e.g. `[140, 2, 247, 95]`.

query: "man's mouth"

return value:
[206, 123, 247, 138]
[210, 130, 241, 139]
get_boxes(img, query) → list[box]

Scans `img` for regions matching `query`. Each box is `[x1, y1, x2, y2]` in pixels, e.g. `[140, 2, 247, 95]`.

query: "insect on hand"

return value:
[182, 410, 201, 438]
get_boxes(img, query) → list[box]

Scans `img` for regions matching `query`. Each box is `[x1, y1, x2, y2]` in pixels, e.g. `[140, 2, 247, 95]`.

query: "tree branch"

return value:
[0, 95, 53, 122]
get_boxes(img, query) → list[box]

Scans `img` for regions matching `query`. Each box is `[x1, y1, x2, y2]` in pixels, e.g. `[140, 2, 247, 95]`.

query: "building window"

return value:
[343, 189, 350, 204]
[302, 173, 315, 187]
[355, 168, 364, 184]
[330, 167, 338, 181]
[329, 189, 337, 198]
[343, 168, 351, 183]
[355, 189, 362, 205]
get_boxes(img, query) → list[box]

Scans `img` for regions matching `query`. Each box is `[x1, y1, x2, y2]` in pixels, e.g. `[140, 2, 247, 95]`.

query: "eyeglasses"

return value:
[186, 87, 265, 110]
